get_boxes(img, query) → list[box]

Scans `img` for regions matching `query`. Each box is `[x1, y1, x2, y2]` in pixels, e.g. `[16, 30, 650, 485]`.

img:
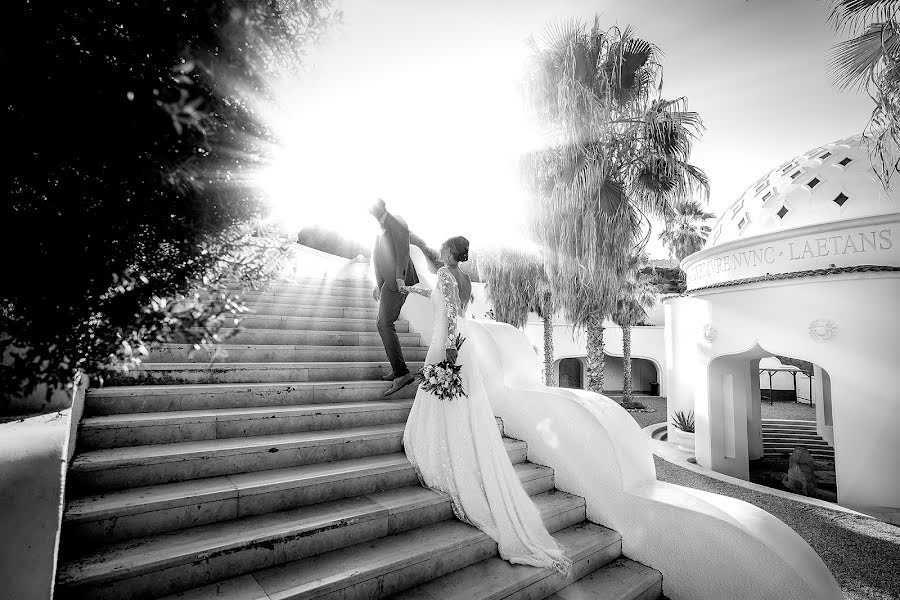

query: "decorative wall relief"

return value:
[808, 319, 838, 342]
[702, 323, 718, 342]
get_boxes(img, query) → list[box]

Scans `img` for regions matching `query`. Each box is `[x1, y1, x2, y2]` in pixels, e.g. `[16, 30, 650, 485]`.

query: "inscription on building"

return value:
[687, 227, 894, 284]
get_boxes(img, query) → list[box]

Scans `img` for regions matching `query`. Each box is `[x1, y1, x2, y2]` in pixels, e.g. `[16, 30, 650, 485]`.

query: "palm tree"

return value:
[658, 199, 716, 265]
[472, 247, 557, 385]
[522, 18, 708, 394]
[612, 253, 658, 406]
[827, 0, 900, 187]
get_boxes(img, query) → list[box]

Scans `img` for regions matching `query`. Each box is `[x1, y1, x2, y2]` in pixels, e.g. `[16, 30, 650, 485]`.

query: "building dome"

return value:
[706, 134, 898, 249]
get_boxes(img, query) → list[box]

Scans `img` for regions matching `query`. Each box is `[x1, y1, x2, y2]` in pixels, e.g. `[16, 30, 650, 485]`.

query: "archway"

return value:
[700, 345, 834, 491]
[558, 358, 583, 389]
[601, 354, 660, 393]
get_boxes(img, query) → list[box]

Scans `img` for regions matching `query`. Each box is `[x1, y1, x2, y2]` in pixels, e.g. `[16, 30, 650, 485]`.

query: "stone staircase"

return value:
[56, 274, 662, 600]
[762, 419, 835, 461]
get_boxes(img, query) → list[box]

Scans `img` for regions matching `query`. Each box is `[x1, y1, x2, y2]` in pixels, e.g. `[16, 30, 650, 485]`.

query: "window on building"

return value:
[737, 217, 747, 230]
[781, 163, 795, 173]
[806, 177, 821, 189]
[762, 190, 773, 202]
[833, 192, 849, 206]
[838, 157, 853, 167]
[777, 205, 789, 219]
[790, 170, 803, 179]
[819, 151, 832, 160]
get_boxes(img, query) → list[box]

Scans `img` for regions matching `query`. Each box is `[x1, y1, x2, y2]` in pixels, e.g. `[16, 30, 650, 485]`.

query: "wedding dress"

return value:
[403, 266, 570, 573]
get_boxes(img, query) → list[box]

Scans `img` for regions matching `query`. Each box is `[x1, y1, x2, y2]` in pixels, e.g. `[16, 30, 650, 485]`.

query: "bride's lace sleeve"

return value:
[437, 268, 458, 349]
[406, 285, 431, 298]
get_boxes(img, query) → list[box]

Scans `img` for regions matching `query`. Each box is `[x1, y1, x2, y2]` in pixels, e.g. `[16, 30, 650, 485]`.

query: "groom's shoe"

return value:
[381, 372, 397, 382]
[384, 373, 415, 397]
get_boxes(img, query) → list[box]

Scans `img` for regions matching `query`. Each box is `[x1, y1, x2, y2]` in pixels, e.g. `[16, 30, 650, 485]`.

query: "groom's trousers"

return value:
[377, 284, 410, 377]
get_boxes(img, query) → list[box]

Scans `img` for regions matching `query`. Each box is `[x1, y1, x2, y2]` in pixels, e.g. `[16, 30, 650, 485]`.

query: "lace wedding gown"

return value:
[403, 267, 570, 573]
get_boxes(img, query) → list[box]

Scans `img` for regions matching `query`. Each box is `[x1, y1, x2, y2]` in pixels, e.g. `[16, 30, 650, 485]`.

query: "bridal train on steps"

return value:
[402, 266, 571, 574]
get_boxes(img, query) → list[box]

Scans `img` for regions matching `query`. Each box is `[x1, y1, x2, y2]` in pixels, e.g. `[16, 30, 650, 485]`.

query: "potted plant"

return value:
[649, 381, 660, 396]
[670, 409, 695, 452]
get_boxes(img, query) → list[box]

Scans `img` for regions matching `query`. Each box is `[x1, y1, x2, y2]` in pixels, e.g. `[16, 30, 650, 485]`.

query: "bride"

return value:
[400, 235, 571, 574]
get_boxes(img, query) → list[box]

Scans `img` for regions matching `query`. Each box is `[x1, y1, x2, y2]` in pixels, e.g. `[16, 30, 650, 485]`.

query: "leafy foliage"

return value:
[658, 200, 716, 265]
[827, 0, 900, 187]
[612, 253, 659, 403]
[1, 1, 339, 404]
[671, 409, 695, 433]
[471, 248, 554, 329]
[521, 18, 709, 334]
[471, 247, 555, 385]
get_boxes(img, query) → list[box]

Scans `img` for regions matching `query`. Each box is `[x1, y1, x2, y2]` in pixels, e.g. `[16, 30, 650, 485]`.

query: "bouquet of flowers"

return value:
[416, 334, 467, 401]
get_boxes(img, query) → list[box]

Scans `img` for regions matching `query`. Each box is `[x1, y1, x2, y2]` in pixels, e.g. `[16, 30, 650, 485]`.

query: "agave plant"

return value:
[521, 17, 708, 393]
[671, 409, 695, 433]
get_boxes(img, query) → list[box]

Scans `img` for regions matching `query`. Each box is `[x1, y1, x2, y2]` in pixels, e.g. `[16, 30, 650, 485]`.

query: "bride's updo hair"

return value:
[444, 236, 470, 262]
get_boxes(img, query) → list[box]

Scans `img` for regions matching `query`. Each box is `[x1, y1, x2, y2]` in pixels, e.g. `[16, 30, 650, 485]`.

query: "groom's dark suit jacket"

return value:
[374, 212, 419, 292]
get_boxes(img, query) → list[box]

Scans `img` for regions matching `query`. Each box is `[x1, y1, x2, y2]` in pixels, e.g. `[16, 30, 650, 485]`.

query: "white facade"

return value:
[669, 134, 900, 515]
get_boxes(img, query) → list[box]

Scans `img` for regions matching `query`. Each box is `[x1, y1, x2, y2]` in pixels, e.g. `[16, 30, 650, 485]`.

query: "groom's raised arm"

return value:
[385, 214, 411, 282]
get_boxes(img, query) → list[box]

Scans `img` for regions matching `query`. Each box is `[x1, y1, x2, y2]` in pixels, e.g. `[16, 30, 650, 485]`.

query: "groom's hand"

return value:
[373, 286, 381, 302]
[396, 278, 407, 294]
[445, 348, 458, 365]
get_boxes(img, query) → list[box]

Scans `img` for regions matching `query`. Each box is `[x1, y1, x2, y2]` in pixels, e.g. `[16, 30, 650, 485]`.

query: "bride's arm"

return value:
[437, 268, 458, 349]
[402, 284, 431, 298]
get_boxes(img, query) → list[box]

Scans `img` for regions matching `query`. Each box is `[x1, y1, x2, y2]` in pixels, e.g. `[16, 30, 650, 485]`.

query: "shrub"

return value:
[1, 1, 339, 404]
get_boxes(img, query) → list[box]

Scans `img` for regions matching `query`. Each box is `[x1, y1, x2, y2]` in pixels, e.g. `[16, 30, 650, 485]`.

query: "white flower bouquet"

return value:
[416, 334, 467, 401]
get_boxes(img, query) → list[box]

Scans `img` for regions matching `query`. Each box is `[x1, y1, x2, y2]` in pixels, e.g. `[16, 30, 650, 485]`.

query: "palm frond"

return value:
[828, 0, 900, 34]
[828, 23, 900, 90]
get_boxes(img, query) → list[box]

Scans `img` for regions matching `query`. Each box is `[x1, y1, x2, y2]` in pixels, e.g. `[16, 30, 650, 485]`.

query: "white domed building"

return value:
[666, 134, 900, 517]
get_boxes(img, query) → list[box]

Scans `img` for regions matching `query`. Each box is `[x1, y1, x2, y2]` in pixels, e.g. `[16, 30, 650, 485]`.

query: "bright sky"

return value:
[258, 0, 872, 258]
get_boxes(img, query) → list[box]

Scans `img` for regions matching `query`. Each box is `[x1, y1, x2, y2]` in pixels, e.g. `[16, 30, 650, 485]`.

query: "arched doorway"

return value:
[558, 358, 583, 389]
[700, 345, 834, 493]
[601, 355, 659, 393]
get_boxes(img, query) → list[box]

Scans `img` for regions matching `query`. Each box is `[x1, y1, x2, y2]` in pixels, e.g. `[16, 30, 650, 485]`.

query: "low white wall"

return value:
[469, 319, 842, 600]
[0, 376, 86, 600]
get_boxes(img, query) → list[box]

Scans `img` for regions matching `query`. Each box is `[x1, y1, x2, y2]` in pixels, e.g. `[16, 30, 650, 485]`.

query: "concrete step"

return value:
[106, 360, 425, 386]
[166, 521, 617, 600]
[68, 426, 527, 496]
[262, 279, 374, 293]
[238, 292, 378, 309]
[761, 419, 816, 427]
[764, 447, 835, 459]
[241, 303, 378, 319]
[57, 486, 581, 600]
[180, 327, 422, 347]
[143, 344, 427, 364]
[761, 430, 826, 439]
[78, 400, 415, 450]
[64, 456, 550, 545]
[85, 381, 418, 416]
[272, 275, 372, 288]
[240, 287, 376, 303]
[68, 423, 408, 496]
[546, 558, 662, 600]
[387, 522, 624, 600]
[763, 437, 831, 447]
[226, 314, 408, 333]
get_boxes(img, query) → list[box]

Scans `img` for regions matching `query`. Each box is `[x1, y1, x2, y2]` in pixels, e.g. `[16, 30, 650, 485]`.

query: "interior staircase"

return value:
[762, 418, 835, 462]
[55, 273, 663, 600]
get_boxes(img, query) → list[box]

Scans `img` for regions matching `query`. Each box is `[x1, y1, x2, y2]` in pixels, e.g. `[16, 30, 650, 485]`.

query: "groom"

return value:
[369, 198, 419, 396]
